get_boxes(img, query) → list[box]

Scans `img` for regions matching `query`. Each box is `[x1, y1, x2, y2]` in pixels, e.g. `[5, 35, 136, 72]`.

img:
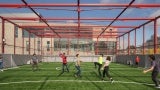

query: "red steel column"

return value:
[123, 36, 124, 54]
[29, 32, 31, 55]
[1, 18, 5, 54]
[128, 33, 130, 55]
[22, 31, 24, 54]
[34, 36, 35, 54]
[58, 38, 61, 53]
[67, 38, 70, 55]
[119, 37, 120, 54]
[143, 26, 145, 54]
[14, 26, 16, 54]
[154, 19, 157, 54]
[96, 38, 98, 55]
[41, 37, 43, 55]
[116, 37, 118, 55]
[135, 29, 136, 54]
[51, 37, 53, 55]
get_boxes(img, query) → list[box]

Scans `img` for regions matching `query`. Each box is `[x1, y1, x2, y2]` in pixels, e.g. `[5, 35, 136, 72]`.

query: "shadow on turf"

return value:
[90, 70, 102, 79]
[38, 75, 49, 90]
[111, 71, 155, 89]
[85, 76, 103, 90]
[57, 62, 74, 77]
[57, 71, 64, 77]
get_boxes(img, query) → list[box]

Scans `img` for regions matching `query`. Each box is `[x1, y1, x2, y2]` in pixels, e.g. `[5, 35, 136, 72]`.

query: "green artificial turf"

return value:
[0, 62, 158, 90]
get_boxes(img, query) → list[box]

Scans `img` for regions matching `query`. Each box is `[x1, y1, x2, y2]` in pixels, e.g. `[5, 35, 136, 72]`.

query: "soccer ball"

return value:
[56, 67, 61, 70]
[100, 68, 104, 71]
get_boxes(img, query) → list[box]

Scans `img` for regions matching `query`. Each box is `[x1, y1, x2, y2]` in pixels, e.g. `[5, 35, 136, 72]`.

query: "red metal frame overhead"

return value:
[0, 3, 159, 8]
[2, 17, 155, 21]
[0, 0, 159, 39]
[97, 0, 135, 38]
[21, 0, 61, 38]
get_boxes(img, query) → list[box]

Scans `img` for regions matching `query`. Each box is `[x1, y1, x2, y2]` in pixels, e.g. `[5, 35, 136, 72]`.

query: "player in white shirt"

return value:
[74, 54, 82, 78]
[101, 56, 113, 83]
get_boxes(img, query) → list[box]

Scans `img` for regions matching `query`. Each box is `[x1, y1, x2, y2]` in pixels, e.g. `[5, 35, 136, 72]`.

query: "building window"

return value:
[22, 30, 35, 38]
[15, 26, 18, 38]
[47, 41, 50, 51]
[22, 30, 28, 38]
[26, 41, 29, 51]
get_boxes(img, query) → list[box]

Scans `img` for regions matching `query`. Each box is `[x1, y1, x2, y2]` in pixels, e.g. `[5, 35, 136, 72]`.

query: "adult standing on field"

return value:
[143, 55, 160, 88]
[32, 54, 39, 71]
[135, 55, 140, 67]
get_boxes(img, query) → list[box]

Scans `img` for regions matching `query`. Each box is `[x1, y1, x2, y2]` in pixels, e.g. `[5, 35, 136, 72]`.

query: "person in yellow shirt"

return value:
[94, 54, 103, 77]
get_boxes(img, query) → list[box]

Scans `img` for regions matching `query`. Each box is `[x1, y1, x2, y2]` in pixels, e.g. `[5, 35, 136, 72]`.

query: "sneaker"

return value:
[111, 80, 114, 84]
[74, 74, 78, 78]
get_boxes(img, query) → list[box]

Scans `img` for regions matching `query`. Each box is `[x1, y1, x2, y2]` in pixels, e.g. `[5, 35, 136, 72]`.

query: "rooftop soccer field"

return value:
[0, 62, 158, 90]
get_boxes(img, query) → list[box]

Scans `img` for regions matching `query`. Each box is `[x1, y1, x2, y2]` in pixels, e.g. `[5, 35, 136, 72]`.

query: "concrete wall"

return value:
[115, 54, 160, 68]
[42, 55, 116, 62]
[2, 54, 42, 68]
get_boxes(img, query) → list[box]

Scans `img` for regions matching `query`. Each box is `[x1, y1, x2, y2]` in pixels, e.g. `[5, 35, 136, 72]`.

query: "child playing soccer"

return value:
[101, 56, 114, 83]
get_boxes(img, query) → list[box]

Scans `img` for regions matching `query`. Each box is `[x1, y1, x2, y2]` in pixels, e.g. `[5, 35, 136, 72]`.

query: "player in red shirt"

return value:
[60, 53, 69, 73]
[135, 56, 140, 67]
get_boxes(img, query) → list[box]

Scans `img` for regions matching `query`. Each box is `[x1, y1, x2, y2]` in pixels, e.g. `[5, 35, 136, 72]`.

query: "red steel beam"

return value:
[29, 30, 129, 33]
[38, 34, 119, 37]
[119, 15, 160, 37]
[21, 0, 61, 38]
[20, 25, 137, 28]
[98, 0, 135, 38]
[3, 17, 155, 21]
[0, 16, 23, 28]
[0, 16, 40, 37]
[0, 3, 159, 8]
[38, 35, 119, 38]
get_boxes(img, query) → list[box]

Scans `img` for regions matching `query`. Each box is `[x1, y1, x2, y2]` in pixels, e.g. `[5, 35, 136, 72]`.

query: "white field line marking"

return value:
[3, 67, 19, 71]
[0, 80, 154, 86]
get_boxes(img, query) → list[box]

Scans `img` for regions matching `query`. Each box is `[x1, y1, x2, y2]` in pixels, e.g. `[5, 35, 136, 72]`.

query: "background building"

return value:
[0, 13, 117, 56]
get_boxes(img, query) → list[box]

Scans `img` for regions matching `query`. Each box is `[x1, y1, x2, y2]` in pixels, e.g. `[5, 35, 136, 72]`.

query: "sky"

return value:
[0, 0, 159, 48]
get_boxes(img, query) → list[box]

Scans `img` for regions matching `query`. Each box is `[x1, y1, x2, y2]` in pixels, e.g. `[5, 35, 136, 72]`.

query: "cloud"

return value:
[66, 20, 75, 23]
[123, 0, 145, 15]
[150, 10, 160, 25]
[136, 0, 145, 4]
[99, 0, 114, 3]
[99, 0, 146, 16]
[150, 10, 160, 17]
[100, 0, 145, 3]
